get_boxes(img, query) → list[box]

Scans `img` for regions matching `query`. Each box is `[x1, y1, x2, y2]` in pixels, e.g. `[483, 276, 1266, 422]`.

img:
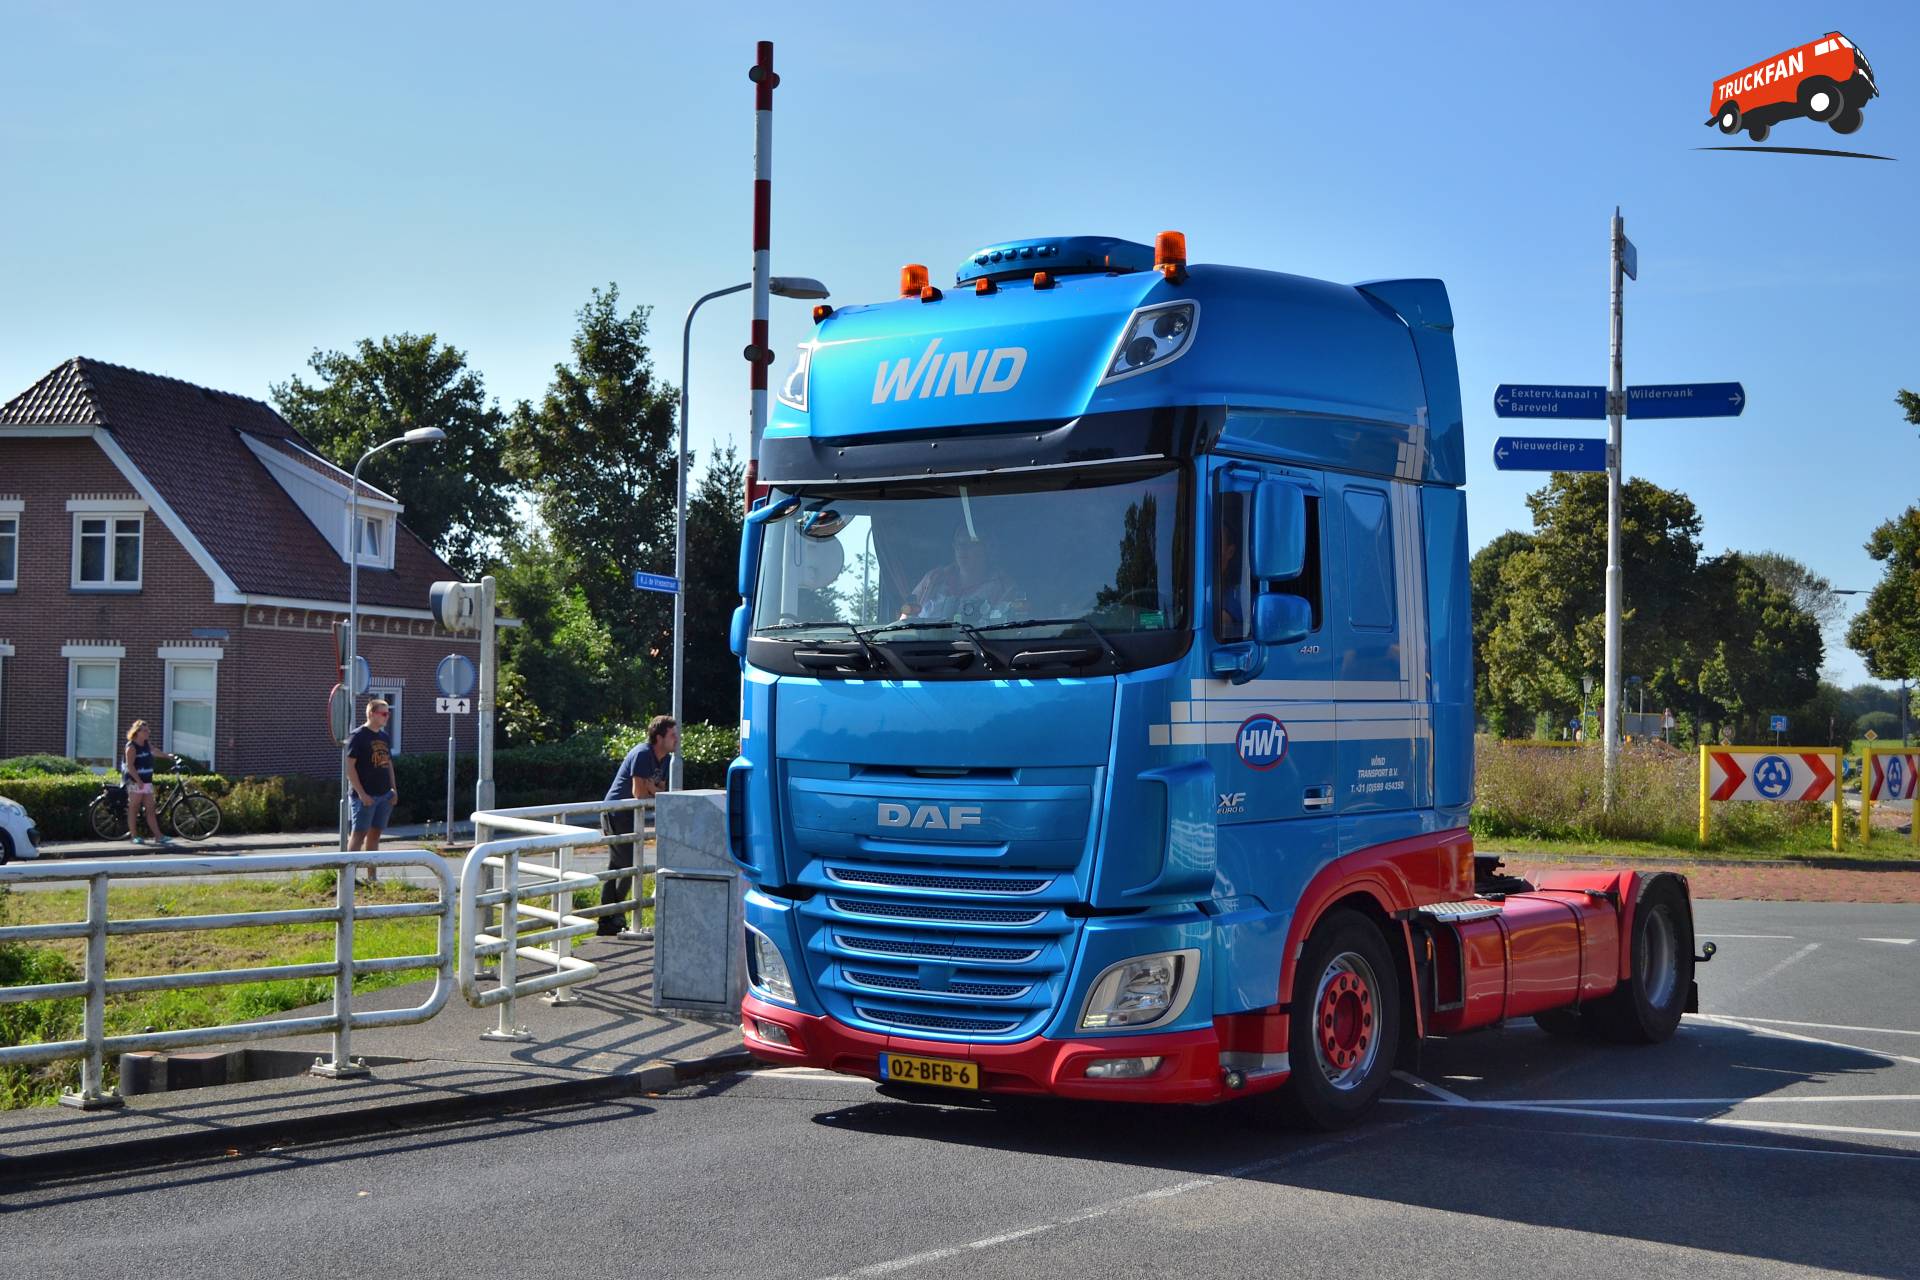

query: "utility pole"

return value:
[1602, 209, 1634, 809]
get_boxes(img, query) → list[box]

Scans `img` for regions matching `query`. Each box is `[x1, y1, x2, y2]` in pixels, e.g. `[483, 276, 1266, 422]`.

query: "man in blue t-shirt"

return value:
[598, 714, 678, 936]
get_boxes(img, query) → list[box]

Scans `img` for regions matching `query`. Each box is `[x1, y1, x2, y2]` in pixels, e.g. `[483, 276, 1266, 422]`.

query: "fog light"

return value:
[753, 1019, 793, 1047]
[1084, 1056, 1164, 1080]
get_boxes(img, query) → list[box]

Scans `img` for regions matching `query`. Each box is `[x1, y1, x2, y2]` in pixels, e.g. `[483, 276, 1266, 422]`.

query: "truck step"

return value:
[1417, 899, 1504, 922]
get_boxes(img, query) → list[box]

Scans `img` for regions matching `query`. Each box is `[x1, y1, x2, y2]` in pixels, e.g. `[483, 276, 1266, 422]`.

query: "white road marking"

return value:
[1704, 933, 1797, 940]
[1690, 1014, 1920, 1067]
[1703, 1015, 1920, 1039]
[1717, 941, 1820, 1000]
[759, 1068, 873, 1084]
[1470, 1094, 1920, 1107]
[1383, 1097, 1920, 1141]
[1393, 1070, 1468, 1103]
[1861, 937, 1916, 946]
[812, 1124, 1392, 1279]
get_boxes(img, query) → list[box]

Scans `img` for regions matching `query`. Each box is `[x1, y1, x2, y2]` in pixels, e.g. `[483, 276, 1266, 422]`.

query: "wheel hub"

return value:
[1312, 952, 1380, 1090]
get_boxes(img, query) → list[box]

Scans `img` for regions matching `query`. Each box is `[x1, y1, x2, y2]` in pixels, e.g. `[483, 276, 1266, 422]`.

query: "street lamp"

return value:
[339, 426, 446, 850]
[669, 275, 828, 789]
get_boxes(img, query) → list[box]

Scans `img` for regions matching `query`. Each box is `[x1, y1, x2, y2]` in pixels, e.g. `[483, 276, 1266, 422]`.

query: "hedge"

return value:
[0, 725, 744, 842]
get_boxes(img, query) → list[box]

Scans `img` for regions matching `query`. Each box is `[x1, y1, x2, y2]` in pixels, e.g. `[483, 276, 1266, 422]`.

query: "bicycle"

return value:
[87, 756, 223, 842]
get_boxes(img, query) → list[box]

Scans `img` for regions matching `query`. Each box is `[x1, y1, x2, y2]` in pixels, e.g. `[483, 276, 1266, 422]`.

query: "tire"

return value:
[1273, 910, 1402, 1129]
[1716, 102, 1741, 134]
[1800, 77, 1844, 122]
[1586, 875, 1692, 1044]
[1831, 107, 1863, 135]
[170, 793, 222, 841]
[88, 794, 123, 841]
[1747, 120, 1770, 143]
[0, 828, 13, 865]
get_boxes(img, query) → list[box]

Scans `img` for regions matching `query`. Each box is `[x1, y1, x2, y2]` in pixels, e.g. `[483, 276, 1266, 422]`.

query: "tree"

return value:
[1744, 551, 1845, 637]
[272, 335, 516, 576]
[681, 445, 747, 727]
[492, 532, 621, 741]
[1468, 530, 1533, 736]
[1846, 505, 1920, 683]
[1693, 554, 1822, 736]
[503, 285, 681, 717]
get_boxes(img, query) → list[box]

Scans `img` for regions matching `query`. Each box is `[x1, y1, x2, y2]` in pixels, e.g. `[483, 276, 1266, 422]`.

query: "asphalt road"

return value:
[5, 901, 1917, 1279]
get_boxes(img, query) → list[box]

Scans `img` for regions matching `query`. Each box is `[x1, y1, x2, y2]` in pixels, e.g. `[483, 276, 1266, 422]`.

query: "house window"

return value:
[72, 513, 143, 589]
[347, 510, 394, 569]
[68, 659, 121, 767]
[166, 661, 219, 769]
[0, 510, 18, 590]
[366, 683, 403, 754]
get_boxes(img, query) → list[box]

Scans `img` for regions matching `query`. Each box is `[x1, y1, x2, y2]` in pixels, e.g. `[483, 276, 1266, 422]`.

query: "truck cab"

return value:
[730, 233, 1692, 1126]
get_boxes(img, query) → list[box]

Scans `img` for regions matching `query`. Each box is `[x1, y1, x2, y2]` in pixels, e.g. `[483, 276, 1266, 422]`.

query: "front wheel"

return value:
[1273, 910, 1402, 1129]
[1716, 102, 1742, 134]
[1801, 77, 1845, 122]
[88, 794, 124, 841]
[1747, 120, 1770, 143]
[170, 793, 222, 840]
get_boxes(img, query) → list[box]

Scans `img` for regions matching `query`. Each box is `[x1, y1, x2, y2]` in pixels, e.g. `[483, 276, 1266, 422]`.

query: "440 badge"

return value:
[1236, 714, 1289, 770]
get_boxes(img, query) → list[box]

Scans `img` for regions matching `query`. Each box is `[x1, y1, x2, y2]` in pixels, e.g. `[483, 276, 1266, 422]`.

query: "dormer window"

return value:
[351, 510, 395, 570]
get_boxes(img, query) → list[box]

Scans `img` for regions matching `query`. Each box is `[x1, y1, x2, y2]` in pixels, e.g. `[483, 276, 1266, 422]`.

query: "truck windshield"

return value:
[752, 462, 1189, 660]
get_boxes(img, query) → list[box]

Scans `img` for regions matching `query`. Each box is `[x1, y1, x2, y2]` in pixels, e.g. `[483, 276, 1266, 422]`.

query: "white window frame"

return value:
[0, 642, 12, 740]
[64, 648, 124, 768]
[68, 498, 148, 591]
[160, 646, 223, 771]
[366, 682, 403, 754]
[347, 509, 396, 571]
[0, 499, 20, 590]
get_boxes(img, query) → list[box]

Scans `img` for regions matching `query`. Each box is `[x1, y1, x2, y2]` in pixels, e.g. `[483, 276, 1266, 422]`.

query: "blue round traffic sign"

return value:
[1888, 757, 1904, 801]
[1752, 755, 1793, 800]
[436, 653, 477, 698]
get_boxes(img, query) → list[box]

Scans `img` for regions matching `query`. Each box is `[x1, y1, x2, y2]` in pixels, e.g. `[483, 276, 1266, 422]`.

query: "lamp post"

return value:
[669, 275, 828, 790]
[338, 427, 446, 851]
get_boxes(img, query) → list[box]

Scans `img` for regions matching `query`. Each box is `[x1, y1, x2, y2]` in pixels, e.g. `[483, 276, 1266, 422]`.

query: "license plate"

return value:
[880, 1052, 977, 1090]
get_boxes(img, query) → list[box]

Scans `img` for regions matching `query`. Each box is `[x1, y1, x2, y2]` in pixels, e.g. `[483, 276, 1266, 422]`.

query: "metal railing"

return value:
[0, 850, 455, 1110]
[459, 797, 654, 1041]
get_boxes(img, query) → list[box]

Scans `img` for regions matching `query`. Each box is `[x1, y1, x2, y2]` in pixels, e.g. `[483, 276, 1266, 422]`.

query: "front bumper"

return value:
[742, 993, 1236, 1103]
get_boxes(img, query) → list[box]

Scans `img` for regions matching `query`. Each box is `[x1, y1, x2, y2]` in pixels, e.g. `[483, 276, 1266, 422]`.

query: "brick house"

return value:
[0, 357, 489, 778]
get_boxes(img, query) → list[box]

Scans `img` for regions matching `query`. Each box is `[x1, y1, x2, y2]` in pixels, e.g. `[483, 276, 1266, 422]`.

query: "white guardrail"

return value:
[0, 850, 455, 1110]
[459, 797, 654, 1041]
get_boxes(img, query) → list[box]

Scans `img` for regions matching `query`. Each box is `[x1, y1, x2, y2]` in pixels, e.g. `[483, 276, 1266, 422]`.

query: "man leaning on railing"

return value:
[597, 715, 677, 936]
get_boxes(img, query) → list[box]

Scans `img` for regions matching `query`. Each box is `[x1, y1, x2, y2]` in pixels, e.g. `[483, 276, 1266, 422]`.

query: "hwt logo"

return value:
[1236, 714, 1289, 771]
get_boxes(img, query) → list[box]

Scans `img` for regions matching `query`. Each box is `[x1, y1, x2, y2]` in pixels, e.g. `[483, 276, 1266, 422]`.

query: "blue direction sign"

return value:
[1493, 385, 1607, 419]
[632, 571, 679, 594]
[1493, 436, 1608, 472]
[1626, 382, 1744, 419]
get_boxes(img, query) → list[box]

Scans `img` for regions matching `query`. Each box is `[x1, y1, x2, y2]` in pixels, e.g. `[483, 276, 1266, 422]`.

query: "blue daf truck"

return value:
[730, 233, 1696, 1127]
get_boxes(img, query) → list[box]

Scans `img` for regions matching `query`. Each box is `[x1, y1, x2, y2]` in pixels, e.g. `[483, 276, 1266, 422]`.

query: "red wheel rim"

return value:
[1311, 951, 1380, 1091]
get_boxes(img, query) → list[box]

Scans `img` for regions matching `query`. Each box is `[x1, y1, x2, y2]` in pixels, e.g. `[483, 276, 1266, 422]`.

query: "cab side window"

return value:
[1214, 489, 1249, 642]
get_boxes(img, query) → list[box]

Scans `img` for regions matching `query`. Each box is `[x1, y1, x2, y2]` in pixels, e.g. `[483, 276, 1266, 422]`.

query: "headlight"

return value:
[777, 343, 813, 411]
[1100, 302, 1198, 384]
[1079, 948, 1200, 1030]
[746, 925, 796, 1004]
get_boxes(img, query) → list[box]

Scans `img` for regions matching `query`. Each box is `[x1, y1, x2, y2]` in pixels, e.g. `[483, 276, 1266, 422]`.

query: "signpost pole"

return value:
[475, 576, 497, 816]
[1602, 209, 1628, 811]
[445, 709, 457, 845]
[1697, 745, 1710, 847]
[1860, 747, 1873, 843]
[1831, 748, 1843, 853]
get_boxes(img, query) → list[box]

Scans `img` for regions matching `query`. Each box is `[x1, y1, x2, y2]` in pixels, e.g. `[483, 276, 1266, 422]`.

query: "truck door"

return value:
[1324, 476, 1429, 816]
[1192, 462, 1336, 826]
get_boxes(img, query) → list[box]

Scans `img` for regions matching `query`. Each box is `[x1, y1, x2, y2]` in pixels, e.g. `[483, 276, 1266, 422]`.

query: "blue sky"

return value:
[3, 2, 1915, 685]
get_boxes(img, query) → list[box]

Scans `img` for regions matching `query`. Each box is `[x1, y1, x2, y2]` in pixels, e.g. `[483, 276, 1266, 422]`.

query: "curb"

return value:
[0, 1048, 756, 1186]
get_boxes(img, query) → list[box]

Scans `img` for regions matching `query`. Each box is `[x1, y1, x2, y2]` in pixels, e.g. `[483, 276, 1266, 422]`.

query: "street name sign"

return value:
[1626, 383, 1744, 419]
[633, 571, 679, 594]
[1493, 385, 1607, 419]
[1493, 437, 1607, 472]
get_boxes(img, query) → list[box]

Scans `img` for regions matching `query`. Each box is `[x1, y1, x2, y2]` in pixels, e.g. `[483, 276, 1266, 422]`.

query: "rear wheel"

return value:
[1586, 875, 1692, 1044]
[0, 828, 13, 864]
[88, 794, 123, 841]
[1831, 107, 1863, 135]
[170, 793, 222, 840]
[1800, 77, 1845, 122]
[1747, 120, 1770, 143]
[1273, 910, 1401, 1129]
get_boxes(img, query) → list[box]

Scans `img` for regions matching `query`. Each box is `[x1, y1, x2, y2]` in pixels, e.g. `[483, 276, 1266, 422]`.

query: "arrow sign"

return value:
[1709, 751, 1748, 801]
[1493, 436, 1607, 472]
[1626, 382, 1744, 419]
[1797, 752, 1834, 803]
[1493, 385, 1607, 419]
[632, 571, 679, 594]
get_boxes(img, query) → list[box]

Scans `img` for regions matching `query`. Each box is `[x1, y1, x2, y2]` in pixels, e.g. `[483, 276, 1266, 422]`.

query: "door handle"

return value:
[1303, 785, 1333, 809]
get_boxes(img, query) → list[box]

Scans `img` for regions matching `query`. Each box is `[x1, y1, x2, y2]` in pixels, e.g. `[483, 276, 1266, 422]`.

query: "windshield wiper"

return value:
[756, 621, 884, 669]
[866, 619, 997, 670]
[974, 617, 1120, 668]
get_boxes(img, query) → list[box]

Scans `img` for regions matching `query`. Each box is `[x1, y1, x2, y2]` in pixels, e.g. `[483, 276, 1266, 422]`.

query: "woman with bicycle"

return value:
[123, 720, 170, 846]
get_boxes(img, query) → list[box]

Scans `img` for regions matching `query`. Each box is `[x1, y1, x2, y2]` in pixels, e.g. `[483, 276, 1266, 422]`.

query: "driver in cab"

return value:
[901, 526, 1019, 624]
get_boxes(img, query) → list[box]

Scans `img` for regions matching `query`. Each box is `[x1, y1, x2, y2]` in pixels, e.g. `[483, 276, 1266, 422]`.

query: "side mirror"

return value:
[729, 604, 753, 658]
[739, 495, 800, 598]
[1250, 481, 1306, 582]
[1253, 594, 1312, 647]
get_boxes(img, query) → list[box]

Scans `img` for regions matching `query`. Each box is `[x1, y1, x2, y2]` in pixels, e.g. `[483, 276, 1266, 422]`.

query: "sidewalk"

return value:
[0, 938, 746, 1183]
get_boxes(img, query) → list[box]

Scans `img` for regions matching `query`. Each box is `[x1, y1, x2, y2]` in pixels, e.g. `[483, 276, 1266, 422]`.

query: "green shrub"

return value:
[0, 755, 88, 779]
[0, 890, 84, 1107]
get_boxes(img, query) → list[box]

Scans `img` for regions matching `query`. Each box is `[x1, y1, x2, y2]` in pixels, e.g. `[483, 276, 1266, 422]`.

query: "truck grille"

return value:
[804, 876, 1076, 1043]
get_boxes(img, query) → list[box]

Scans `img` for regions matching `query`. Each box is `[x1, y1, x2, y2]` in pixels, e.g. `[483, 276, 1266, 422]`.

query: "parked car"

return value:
[0, 795, 42, 864]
